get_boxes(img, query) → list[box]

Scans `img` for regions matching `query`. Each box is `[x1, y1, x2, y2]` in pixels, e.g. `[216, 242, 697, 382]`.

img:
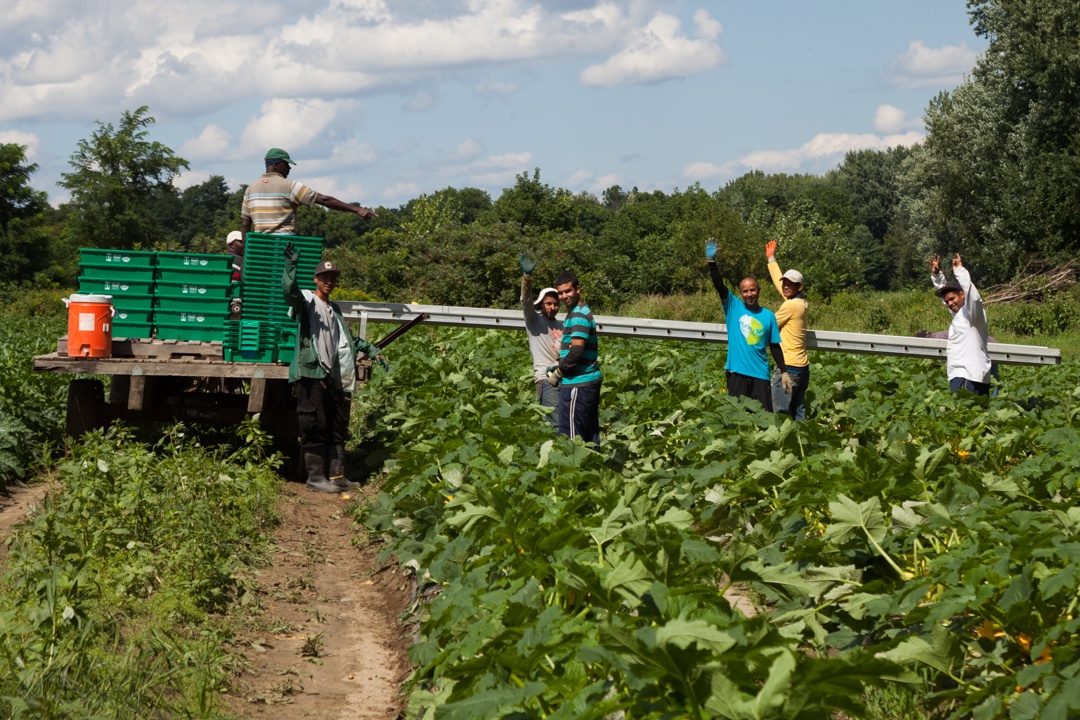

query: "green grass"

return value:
[0, 421, 282, 718]
[617, 285, 1080, 359]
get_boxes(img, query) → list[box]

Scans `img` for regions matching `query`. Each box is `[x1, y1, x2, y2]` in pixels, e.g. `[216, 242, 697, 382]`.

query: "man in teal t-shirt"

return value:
[545, 271, 602, 448]
[705, 239, 786, 411]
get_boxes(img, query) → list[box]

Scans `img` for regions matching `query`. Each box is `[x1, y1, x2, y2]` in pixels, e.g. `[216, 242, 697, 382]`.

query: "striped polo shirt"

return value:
[240, 172, 317, 234]
[559, 302, 602, 386]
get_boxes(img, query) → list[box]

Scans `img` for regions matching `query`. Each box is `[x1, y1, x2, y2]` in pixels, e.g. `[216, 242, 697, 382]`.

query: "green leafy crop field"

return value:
[355, 328, 1080, 719]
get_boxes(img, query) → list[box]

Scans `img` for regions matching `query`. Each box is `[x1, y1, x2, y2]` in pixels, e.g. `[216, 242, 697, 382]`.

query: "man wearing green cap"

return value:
[240, 148, 377, 235]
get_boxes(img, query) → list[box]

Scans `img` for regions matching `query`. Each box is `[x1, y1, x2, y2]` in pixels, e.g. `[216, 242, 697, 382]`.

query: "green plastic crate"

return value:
[155, 295, 232, 313]
[79, 248, 155, 267]
[155, 267, 234, 283]
[155, 280, 237, 300]
[107, 293, 155, 311]
[79, 277, 155, 295]
[155, 310, 228, 328]
[111, 322, 154, 340]
[113, 308, 153, 324]
[155, 324, 224, 342]
[223, 345, 276, 362]
[156, 251, 233, 271]
[79, 263, 155, 282]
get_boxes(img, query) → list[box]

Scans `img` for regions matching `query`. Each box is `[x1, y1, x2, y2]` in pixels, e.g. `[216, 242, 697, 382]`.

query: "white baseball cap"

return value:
[782, 269, 804, 285]
[533, 287, 558, 307]
[226, 230, 243, 247]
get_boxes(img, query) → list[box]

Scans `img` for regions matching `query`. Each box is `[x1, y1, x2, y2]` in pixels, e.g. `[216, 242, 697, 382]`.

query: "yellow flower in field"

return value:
[956, 449, 970, 461]
[976, 619, 1005, 639]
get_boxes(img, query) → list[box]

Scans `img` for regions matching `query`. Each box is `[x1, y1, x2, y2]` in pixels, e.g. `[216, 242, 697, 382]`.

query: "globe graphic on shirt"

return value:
[739, 315, 764, 345]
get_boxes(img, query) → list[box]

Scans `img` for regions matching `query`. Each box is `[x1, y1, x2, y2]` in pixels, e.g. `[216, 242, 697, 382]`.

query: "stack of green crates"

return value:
[154, 251, 236, 342]
[78, 249, 156, 339]
[228, 233, 323, 363]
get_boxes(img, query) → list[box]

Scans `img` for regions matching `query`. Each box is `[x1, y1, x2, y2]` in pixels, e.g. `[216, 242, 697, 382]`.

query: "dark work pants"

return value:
[558, 382, 601, 448]
[726, 371, 773, 412]
[294, 378, 350, 454]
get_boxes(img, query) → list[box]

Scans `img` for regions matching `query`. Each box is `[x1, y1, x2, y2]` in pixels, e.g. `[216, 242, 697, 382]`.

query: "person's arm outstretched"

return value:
[765, 240, 785, 296]
[706, 239, 731, 306]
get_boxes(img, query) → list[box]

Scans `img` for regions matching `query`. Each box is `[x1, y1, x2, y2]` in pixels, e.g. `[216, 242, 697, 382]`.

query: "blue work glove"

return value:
[705, 239, 718, 261]
[284, 242, 299, 262]
[374, 354, 390, 372]
[518, 252, 538, 274]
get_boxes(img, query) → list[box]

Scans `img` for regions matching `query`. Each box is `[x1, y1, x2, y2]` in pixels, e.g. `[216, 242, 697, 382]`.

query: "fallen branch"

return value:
[983, 260, 1076, 305]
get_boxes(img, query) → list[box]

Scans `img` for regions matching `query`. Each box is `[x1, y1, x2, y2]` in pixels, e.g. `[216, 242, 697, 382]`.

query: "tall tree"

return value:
[0, 144, 53, 283]
[902, 0, 1080, 281]
[60, 106, 189, 249]
[0, 144, 47, 233]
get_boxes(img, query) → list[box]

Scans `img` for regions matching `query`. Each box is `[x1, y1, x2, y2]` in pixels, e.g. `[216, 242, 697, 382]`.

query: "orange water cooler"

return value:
[63, 294, 116, 358]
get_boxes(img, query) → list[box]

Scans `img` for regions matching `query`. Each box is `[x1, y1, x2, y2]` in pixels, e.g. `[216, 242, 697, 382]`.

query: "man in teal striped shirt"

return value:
[546, 271, 602, 448]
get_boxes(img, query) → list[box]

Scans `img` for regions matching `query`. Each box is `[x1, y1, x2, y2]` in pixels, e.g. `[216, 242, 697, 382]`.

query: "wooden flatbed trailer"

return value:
[33, 313, 427, 440]
[33, 338, 315, 439]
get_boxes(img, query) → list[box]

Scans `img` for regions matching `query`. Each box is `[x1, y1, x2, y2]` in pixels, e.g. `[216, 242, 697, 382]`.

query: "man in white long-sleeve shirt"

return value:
[518, 252, 563, 425]
[929, 253, 993, 395]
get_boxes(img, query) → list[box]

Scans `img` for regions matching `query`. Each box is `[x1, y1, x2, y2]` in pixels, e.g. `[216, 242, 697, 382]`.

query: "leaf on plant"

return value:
[825, 494, 886, 545]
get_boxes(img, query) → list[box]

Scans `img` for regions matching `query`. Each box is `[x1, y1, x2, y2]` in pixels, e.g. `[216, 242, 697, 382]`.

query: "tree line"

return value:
[2, 0, 1077, 309]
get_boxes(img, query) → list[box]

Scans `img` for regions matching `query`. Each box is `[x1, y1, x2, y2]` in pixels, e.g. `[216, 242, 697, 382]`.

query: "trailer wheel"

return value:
[66, 378, 104, 438]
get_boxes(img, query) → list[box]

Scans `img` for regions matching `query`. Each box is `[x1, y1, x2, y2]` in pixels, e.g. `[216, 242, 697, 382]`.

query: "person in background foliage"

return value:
[706, 239, 786, 412]
[282, 243, 389, 493]
[240, 148, 377, 236]
[928, 252, 993, 395]
[765, 240, 810, 420]
[518, 252, 562, 426]
[546, 271, 602, 448]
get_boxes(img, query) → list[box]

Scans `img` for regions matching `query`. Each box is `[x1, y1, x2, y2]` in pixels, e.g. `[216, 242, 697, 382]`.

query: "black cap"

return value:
[315, 260, 340, 276]
[935, 280, 963, 297]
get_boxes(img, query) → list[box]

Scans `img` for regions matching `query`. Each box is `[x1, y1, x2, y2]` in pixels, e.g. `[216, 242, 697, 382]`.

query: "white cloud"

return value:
[179, 124, 232, 160]
[564, 169, 595, 187]
[450, 139, 485, 162]
[403, 90, 437, 112]
[580, 9, 725, 87]
[380, 181, 422, 203]
[467, 150, 533, 186]
[563, 169, 622, 195]
[682, 161, 734, 182]
[173, 169, 214, 190]
[888, 40, 979, 90]
[474, 80, 520, 97]
[873, 104, 922, 134]
[738, 131, 925, 173]
[238, 98, 358, 157]
[0, 129, 41, 157]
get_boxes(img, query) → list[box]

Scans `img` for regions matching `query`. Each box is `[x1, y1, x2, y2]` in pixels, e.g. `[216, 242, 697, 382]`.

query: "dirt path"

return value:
[226, 482, 412, 719]
[0, 481, 52, 564]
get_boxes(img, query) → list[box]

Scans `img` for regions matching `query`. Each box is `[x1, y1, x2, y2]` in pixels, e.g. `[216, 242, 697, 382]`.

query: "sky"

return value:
[0, 0, 986, 209]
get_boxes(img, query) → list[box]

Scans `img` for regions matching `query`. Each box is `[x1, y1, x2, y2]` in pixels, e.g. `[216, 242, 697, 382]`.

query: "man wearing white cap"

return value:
[518, 252, 562, 425]
[765, 241, 810, 420]
[226, 230, 244, 282]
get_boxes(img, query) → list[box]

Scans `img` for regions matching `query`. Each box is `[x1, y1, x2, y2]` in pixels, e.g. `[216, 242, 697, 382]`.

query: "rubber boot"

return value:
[304, 451, 339, 493]
[329, 444, 360, 490]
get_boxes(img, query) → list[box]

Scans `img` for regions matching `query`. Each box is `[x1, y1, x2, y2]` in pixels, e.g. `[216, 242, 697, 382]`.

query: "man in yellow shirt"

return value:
[765, 241, 809, 420]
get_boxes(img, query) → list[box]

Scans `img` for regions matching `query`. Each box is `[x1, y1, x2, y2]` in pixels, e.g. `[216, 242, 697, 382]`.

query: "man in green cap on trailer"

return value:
[283, 244, 389, 493]
[240, 148, 378, 236]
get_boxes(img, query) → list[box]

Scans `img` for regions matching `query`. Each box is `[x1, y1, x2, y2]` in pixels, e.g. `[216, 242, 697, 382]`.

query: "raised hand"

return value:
[765, 240, 778, 259]
[284, 242, 298, 261]
[518, 251, 538, 274]
[952, 254, 963, 269]
[705, 239, 718, 261]
[927, 254, 941, 274]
